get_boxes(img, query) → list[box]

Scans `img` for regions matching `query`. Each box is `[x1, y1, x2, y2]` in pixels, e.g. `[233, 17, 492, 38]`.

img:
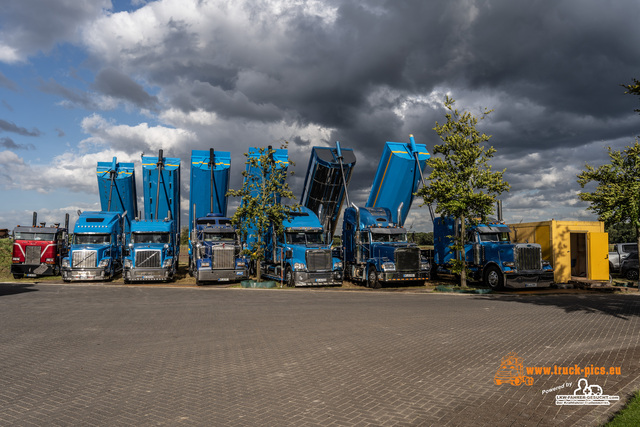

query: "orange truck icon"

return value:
[494, 352, 534, 386]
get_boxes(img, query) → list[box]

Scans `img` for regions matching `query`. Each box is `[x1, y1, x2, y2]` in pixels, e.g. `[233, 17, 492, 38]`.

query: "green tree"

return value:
[227, 144, 299, 281]
[577, 141, 640, 253]
[606, 222, 636, 244]
[622, 78, 640, 113]
[417, 96, 510, 287]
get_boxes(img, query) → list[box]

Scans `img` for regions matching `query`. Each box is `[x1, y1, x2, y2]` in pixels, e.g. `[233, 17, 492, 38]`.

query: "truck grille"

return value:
[26, 245, 41, 264]
[395, 247, 420, 271]
[72, 250, 97, 268]
[515, 245, 542, 271]
[212, 247, 235, 269]
[306, 249, 332, 272]
[135, 250, 161, 268]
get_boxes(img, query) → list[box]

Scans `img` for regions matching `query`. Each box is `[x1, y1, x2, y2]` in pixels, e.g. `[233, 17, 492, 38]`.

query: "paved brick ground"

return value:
[1, 283, 640, 426]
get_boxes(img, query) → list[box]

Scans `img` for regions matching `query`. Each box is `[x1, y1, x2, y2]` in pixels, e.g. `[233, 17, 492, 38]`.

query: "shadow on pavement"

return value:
[478, 293, 640, 320]
[0, 283, 38, 297]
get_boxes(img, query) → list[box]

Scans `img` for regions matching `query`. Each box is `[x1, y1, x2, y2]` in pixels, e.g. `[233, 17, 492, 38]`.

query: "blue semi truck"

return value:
[262, 206, 343, 286]
[239, 146, 342, 286]
[342, 136, 431, 288]
[189, 149, 249, 284]
[432, 211, 554, 290]
[123, 151, 180, 283]
[62, 157, 137, 282]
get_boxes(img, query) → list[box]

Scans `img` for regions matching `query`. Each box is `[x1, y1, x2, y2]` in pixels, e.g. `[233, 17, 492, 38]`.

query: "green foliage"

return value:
[606, 222, 636, 244]
[410, 232, 433, 245]
[227, 144, 299, 266]
[417, 96, 510, 283]
[622, 78, 640, 114]
[0, 238, 11, 278]
[180, 227, 189, 246]
[577, 142, 640, 237]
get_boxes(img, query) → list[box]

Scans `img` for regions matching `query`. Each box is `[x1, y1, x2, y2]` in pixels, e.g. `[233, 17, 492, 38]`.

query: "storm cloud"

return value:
[1, 0, 640, 229]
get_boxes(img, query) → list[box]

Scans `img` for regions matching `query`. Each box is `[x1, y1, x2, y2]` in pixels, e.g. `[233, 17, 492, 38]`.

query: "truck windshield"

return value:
[14, 232, 55, 241]
[131, 233, 170, 244]
[371, 232, 407, 243]
[286, 232, 326, 245]
[204, 232, 235, 243]
[479, 232, 510, 242]
[74, 234, 111, 244]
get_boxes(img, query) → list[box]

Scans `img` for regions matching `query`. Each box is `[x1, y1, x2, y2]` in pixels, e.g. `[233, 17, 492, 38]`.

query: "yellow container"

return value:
[508, 220, 608, 284]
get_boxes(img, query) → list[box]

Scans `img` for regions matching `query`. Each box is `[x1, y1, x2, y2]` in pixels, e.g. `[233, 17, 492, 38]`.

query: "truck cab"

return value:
[343, 206, 428, 288]
[62, 211, 124, 281]
[262, 207, 342, 286]
[11, 213, 69, 279]
[191, 213, 248, 284]
[433, 217, 554, 289]
[124, 219, 177, 282]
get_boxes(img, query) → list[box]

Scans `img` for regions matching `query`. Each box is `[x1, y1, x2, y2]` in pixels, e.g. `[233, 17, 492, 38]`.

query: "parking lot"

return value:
[1, 283, 640, 426]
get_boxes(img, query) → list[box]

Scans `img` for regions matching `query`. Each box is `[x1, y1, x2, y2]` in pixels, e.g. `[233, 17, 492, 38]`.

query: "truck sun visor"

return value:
[476, 225, 511, 234]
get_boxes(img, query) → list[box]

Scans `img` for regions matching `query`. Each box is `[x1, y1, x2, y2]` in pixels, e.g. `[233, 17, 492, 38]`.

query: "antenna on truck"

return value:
[107, 157, 117, 211]
[335, 141, 351, 208]
[409, 135, 435, 222]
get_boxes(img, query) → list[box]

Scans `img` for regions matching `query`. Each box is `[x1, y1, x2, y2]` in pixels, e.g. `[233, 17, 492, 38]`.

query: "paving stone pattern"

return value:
[1, 284, 640, 426]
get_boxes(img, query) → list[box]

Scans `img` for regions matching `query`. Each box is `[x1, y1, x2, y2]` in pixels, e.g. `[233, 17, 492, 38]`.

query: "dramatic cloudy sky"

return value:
[1, 0, 639, 232]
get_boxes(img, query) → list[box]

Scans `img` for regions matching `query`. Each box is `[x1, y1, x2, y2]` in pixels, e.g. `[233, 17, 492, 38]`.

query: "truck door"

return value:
[587, 232, 609, 281]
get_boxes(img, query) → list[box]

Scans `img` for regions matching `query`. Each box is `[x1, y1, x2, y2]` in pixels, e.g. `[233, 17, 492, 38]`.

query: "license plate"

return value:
[404, 273, 415, 278]
[219, 278, 229, 282]
[525, 283, 537, 288]
[316, 278, 327, 282]
[236, 271, 244, 275]
[26, 274, 36, 277]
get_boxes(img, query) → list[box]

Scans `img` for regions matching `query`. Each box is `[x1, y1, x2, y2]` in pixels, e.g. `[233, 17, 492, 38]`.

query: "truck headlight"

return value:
[124, 259, 132, 268]
[333, 261, 343, 270]
[12, 257, 20, 263]
[61, 258, 69, 268]
[200, 261, 210, 267]
[420, 262, 430, 271]
[236, 261, 246, 268]
[45, 258, 55, 263]
[294, 262, 305, 271]
[502, 262, 515, 268]
[382, 262, 395, 272]
[162, 258, 173, 268]
[98, 259, 110, 268]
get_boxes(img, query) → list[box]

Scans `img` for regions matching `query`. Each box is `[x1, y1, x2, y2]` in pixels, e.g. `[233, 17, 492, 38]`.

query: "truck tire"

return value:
[625, 268, 639, 281]
[484, 265, 504, 290]
[285, 266, 295, 287]
[368, 268, 381, 289]
[13, 273, 23, 279]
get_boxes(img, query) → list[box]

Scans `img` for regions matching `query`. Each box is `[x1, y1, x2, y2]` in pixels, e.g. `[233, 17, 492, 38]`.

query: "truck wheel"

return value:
[13, 273, 23, 279]
[484, 265, 503, 290]
[368, 268, 381, 289]
[285, 267, 295, 287]
[626, 268, 639, 281]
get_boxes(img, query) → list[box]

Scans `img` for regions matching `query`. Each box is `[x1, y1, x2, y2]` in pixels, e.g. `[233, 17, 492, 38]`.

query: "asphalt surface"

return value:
[1, 283, 640, 426]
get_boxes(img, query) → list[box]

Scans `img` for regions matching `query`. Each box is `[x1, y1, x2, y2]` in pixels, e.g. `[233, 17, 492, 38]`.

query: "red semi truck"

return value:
[11, 212, 69, 279]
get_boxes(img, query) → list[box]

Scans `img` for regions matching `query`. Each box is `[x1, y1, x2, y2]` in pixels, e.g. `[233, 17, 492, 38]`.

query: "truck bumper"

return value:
[196, 268, 249, 283]
[62, 268, 110, 282]
[124, 268, 172, 282]
[505, 271, 554, 289]
[11, 264, 56, 277]
[293, 271, 342, 286]
[379, 270, 429, 283]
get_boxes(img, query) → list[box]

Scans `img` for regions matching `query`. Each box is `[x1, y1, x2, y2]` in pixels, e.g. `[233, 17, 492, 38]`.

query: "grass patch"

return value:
[0, 238, 12, 280]
[606, 390, 640, 426]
